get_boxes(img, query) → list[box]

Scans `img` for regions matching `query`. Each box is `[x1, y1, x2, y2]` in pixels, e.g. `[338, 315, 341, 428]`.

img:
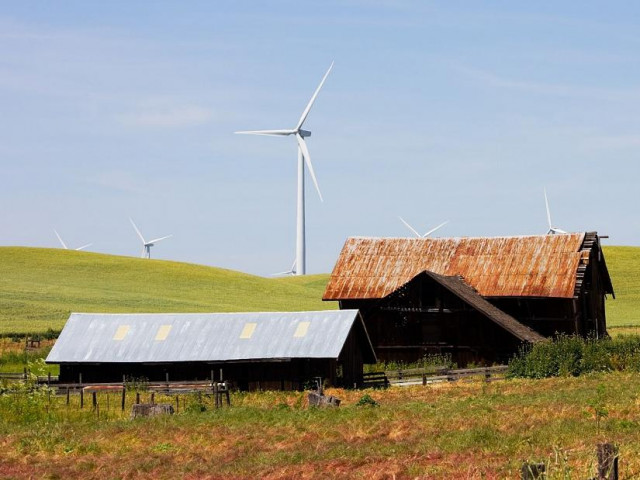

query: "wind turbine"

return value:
[544, 188, 567, 234]
[54, 230, 92, 251]
[235, 62, 333, 275]
[129, 218, 172, 259]
[272, 259, 297, 277]
[398, 217, 449, 238]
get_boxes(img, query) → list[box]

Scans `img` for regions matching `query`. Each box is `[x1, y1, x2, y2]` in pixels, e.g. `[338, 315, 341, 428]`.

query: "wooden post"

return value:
[92, 391, 97, 409]
[80, 389, 84, 409]
[219, 368, 223, 382]
[79, 372, 82, 385]
[214, 383, 219, 409]
[136, 392, 140, 404]
[422, 373, 427, 386]
[597, 443, 618, 480]
[151, 392, 155, 405]
[121, 387, 126, 411]
[521, 462, 545, 479]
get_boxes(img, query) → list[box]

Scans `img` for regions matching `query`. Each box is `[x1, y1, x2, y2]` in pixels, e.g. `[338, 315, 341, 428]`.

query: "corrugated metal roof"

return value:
[323, 233, 587, 300]
[46, 310, 375, 364]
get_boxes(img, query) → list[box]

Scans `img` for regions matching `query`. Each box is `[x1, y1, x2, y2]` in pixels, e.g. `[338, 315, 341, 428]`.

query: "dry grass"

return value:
[1, 373, 640, 479]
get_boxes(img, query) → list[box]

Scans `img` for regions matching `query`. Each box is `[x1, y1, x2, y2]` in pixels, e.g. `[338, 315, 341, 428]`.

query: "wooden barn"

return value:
[323, 232, 614, 365]
[46, 311, 376, 390]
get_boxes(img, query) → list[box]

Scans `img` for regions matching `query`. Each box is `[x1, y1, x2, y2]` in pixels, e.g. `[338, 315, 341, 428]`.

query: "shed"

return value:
[323, 232, 614, 365]
[46, 310, 376, 389]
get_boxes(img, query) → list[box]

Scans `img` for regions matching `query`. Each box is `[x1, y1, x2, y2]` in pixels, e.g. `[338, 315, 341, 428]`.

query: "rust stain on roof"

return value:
[323, 233, 586, 300]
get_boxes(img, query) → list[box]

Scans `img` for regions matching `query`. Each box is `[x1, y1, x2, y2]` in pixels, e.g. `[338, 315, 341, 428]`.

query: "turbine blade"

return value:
[398, 217, 421, 238]
[423, 220, 449, 237]
[552, 227, 568, 234]
[141, 247, 146, 258]
[129, 218, 146, 244]
[234, 129, 295, 136]
[54, 230, 68, 249]
[295, 61, 334, 131]
[296, 134, 323, 201]
[75, 243, 92, 251]
[544, 188, 552, 230]
[149, 234, 172, 244]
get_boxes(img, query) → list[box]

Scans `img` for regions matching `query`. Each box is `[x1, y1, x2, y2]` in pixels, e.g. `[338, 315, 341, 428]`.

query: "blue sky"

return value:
[1, 1, 639, 275]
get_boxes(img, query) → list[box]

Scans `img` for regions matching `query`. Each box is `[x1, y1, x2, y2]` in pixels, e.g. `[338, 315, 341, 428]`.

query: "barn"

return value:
[46, 310, 376, 389]
[323, 232, 614, 365]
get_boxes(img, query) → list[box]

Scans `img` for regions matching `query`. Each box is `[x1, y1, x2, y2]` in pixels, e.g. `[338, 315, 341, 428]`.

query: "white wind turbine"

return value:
[544, 188, 567, 234]
[54, 230, 92, 251]
[272, 259, 297, 277]
[398, 217, 449, 238]
[129, 218, 172, 259]
[235, 62, 333, 275]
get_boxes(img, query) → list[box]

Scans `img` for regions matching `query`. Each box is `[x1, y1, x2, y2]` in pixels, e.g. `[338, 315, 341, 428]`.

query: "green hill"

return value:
[0, 245, 637, 335]
[603, 246, 640, 328]
[0, 247, 333, 335]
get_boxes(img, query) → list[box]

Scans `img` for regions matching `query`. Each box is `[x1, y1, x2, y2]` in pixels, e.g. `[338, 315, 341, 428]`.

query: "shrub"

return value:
[508, 334, 640, 378]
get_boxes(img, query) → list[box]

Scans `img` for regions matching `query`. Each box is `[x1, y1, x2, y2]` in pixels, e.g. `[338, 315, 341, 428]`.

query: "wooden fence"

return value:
[363, 365, 509, 389]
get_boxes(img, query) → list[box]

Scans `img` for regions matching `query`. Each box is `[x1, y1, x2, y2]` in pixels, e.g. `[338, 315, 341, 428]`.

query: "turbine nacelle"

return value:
[129, 218, 172, 259]
[299, 129, 311, 138]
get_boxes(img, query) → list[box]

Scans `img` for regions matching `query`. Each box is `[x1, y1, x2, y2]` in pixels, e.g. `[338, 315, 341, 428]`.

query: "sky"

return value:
[1, 1, 639, 276]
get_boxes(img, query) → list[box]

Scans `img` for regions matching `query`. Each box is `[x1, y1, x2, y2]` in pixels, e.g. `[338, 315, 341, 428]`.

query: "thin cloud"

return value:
[116, 105, 214, 128]
[453, 64, 640, 102]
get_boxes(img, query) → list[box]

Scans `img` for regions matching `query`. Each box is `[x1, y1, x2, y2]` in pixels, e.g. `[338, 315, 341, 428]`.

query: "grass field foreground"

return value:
[1, 373, 639, 479]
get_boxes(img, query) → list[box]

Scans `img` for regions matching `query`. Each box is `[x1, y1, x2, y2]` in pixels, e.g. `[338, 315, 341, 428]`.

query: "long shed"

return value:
[46, 310, 376, 390]
[323, 232, 614, 365]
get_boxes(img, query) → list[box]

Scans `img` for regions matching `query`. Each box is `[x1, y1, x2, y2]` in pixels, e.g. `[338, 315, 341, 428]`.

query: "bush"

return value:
[508, 334, 640, 378]
[355, 394, 379, 407]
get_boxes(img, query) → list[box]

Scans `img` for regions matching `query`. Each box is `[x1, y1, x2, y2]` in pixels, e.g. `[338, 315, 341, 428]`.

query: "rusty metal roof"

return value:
[323, 233, 588, 300]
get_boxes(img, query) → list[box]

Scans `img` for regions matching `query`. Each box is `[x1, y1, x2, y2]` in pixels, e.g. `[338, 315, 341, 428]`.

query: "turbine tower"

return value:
[129, 218, 172, 259]
[398, 217, 449, 238]
[54, 230, 92, 251]
[544, 188, 567, 234]
[235, 62, 333, 275]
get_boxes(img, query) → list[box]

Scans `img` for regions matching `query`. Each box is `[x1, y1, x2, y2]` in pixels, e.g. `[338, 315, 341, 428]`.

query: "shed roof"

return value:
[46, 310, 376, 364]
[324, 233, 599, 300]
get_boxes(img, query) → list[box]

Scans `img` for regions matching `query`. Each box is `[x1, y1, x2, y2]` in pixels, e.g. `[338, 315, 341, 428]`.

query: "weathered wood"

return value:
[308, 392, 341, 407]
[597, 443, 618, 480]
[130, 403, 174, 419]
[521, 462, 545, 479]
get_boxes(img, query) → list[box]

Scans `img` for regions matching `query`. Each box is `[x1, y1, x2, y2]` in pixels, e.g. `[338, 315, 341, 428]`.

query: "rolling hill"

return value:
[0, 247, 333, 335]
[0, 245, 637, 335]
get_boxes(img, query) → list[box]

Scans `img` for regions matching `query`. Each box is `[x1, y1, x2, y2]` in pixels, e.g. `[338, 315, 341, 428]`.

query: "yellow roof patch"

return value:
[155, 325, 172, 341]
[240, 322, 257, 339]
[113, 325, 130, 341]
[293, 321, 310, 338]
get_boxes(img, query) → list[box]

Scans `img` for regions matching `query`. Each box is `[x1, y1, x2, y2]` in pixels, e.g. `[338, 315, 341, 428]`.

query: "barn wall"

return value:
[59, 359, 342, 391]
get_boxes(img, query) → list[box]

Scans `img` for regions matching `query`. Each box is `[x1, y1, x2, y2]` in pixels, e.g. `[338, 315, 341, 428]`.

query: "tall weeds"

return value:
[509, 334, 640, 378]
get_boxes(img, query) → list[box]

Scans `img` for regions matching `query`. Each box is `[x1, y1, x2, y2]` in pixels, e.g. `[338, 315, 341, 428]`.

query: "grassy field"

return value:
[0, 245, 637, 335]
[1, 373, 639, 479]
[0, 247, 333, 335]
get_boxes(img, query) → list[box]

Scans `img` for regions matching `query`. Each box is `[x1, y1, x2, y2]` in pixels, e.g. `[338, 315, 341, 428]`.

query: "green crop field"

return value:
[0, 245, 637, 336]
[0, 247, 333, 335]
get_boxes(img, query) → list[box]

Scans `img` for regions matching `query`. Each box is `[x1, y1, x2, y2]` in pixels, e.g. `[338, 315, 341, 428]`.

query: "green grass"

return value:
[0, 247, 333, 335]
[0, 245, 637, 335]
[603, 246, 640, 328]
[2, 374, 640, 478]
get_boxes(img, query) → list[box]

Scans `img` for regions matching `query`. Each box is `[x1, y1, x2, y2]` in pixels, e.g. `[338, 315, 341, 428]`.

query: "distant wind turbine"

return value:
[544, 188, 567, 234]
[235, 62, 334, 275]
[54, 230, 92, 251]
[129, 218, 172, 259]
[398, 217, 449, 238]
[272, 259, 297, 277]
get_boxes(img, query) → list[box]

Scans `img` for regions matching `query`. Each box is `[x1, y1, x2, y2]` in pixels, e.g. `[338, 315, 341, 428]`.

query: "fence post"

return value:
[521, 462, 545, 479]
[150, 392, 155, 405]
[92, 391, 97, 409]
[597, 443, 619, 480]
[122, 376, 126, 411]
[80, 389, 84, 409]
[135, 392, 140, 404]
